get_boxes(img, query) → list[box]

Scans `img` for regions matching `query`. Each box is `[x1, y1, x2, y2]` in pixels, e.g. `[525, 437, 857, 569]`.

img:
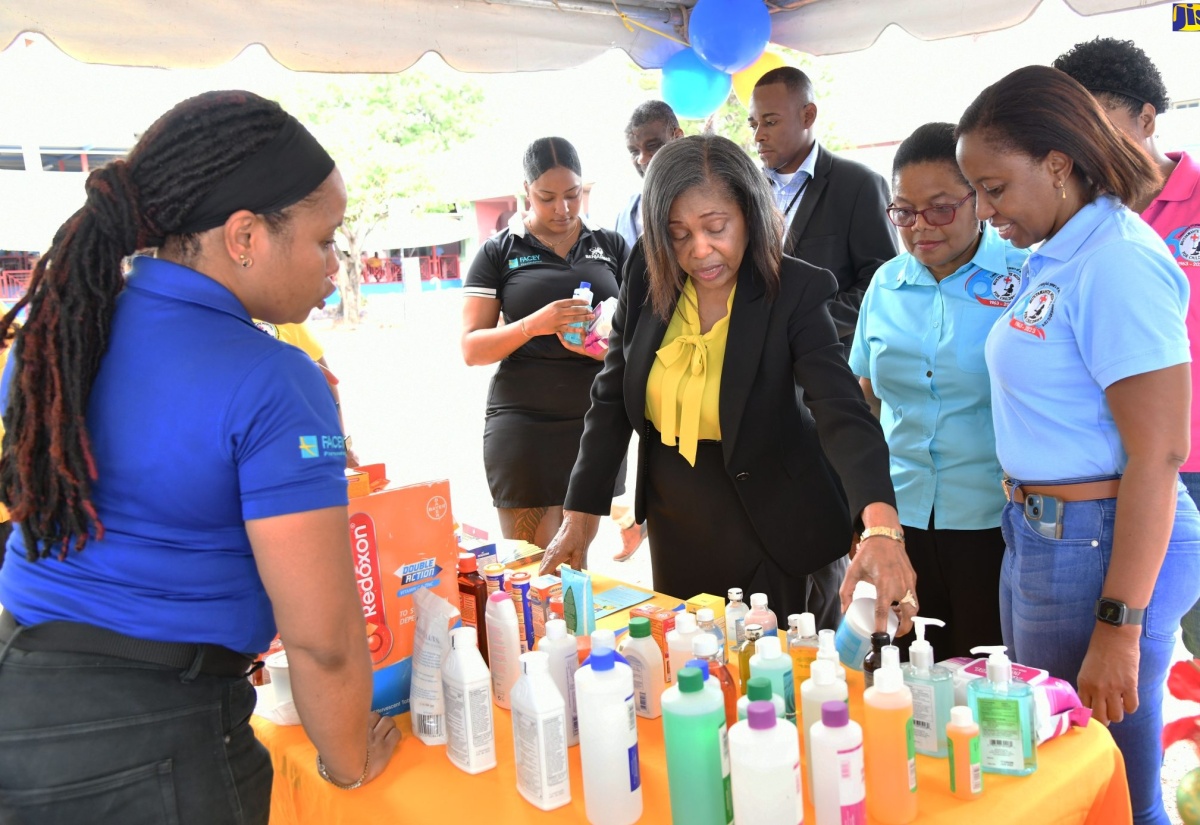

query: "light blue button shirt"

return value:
[765, 143, 819, 230]
[985, 196, 1190, 483]
[850, 226, 1029, 530]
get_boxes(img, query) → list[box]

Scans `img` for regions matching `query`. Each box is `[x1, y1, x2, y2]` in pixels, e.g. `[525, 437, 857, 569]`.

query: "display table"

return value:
[252, 576, 1132, 824]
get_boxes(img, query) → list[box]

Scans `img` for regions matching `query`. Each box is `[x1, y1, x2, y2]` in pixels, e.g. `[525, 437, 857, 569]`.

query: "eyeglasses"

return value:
[886, 192, 975, 228]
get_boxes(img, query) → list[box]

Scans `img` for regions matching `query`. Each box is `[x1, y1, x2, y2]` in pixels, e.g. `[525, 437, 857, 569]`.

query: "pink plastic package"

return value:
[584, 297, 619, 356]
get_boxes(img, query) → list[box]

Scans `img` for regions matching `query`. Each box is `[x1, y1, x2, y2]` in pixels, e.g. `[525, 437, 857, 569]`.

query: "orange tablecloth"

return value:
[252, 577, 1132, 824]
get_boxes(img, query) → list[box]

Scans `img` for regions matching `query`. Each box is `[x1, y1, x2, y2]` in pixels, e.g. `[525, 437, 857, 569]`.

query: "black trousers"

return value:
[891, 521, 1006, 659]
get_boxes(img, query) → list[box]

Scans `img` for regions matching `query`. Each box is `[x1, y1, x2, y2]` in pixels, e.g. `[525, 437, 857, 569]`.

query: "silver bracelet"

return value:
[316, 748, 370, 790]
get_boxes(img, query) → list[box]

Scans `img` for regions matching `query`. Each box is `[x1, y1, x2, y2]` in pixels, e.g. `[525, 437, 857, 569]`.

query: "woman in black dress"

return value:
[462, 137, 628, 548]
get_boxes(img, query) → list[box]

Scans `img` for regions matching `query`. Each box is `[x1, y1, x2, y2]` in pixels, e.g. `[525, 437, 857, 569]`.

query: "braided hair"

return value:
[0, 90, 290, 560]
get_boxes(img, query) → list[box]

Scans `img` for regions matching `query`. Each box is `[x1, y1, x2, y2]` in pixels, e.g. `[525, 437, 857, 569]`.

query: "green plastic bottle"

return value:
[661, 666, 734, 825]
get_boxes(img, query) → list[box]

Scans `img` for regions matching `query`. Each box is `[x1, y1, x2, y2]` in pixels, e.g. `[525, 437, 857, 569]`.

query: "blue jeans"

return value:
[999, 485, 1200, 825]
[1179, 472, 1200, 658]
[0, 640, 271, 824]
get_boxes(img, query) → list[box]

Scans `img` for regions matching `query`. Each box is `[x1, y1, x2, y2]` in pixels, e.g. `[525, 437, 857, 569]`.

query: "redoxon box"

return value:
[348, 479, 458, 723]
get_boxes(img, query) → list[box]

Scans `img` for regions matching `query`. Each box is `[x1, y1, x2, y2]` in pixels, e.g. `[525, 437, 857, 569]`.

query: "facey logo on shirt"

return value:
[965, 266, 1021, 307]
[507, 254, 542, 270]
[1166, 224, 1200, 265]
[1009, 284, 1060, 339]
[299, 434, 347, 459]
[586, 247, 613, 264]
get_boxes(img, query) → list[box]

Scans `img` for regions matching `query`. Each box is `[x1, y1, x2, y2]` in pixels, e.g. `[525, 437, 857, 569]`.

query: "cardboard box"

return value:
[686, 593, 726, 629]
[348, 479, 458, 722]
[528, 574, 562, 642]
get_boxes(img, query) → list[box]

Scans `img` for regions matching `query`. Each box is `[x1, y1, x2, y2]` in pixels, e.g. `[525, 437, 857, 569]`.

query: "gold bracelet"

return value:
[520, 319, 533, 338]
[316, 748, 370, 790]
[860, 526, 905, 544]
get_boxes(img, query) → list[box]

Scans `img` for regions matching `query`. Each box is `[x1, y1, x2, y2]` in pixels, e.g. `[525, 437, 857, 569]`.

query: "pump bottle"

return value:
[863, 646, 917, 824]
[966, 645, 1036, 776]
[816, 628, 847, 681]
[725, 588, 749, 664]
[745, 592, 778, 636]
[901, 616, 953, 757]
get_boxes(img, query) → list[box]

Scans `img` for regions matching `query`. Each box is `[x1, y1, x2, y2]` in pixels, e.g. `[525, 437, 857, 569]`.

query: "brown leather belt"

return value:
[1003, 478, 1120, 504]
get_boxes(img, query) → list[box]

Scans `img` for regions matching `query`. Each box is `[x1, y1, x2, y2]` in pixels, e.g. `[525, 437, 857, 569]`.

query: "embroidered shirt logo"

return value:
[586, 247, 613, 264]
[1010, 284, 1059, 339]
[508, 254, 542, 270]
[1167, 224, 1200, 265]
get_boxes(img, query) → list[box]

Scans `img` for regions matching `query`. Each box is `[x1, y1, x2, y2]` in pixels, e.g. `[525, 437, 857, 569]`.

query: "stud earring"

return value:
[239, 255, 253, 268]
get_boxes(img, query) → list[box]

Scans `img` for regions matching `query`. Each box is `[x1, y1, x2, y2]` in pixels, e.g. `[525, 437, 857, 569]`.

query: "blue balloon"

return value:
[662, 48, 733, 120]
[690, 0, 772, 74]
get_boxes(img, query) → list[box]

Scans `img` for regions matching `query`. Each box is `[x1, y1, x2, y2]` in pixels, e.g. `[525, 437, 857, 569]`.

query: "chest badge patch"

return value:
[966, 267, 1021, 306]
[1009, 284, 1059, 339]
[1167, 224, 1200, 266]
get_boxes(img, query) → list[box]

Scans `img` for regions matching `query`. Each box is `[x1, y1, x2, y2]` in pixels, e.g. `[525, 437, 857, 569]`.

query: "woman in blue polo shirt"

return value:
[0, 92, 397, 823]
[958, 66, 1200, 825]
[850, 122, 1029, 658]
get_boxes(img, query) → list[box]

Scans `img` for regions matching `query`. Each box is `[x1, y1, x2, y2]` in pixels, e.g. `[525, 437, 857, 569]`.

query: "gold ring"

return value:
[900, 590, 918, 608]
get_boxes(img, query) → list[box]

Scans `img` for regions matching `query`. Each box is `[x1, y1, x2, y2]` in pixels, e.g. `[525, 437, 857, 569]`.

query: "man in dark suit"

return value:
[749, 67, 898, 345]
[614, 101, 685, 250]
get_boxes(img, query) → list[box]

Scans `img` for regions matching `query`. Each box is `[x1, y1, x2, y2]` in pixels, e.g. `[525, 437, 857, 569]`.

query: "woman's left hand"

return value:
[1077, 623, 1141, 725]
[557, 333, 605, 361]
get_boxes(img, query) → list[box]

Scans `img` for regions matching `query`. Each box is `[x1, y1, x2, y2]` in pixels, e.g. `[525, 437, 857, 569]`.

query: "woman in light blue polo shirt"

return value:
[851, 123, 1028, 658]
[958, 66, 1200, 825]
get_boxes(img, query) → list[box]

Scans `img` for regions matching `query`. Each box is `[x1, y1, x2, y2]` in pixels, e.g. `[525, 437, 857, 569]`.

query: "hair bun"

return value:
[84, 160, 163, 253]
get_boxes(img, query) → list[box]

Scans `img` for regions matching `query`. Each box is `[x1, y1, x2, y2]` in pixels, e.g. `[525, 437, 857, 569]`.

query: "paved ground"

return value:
[323, 289, 1200, 821]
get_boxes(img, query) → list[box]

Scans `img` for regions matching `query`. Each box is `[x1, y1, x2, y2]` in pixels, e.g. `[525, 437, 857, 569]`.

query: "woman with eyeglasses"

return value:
[849, 123, 1029, 657]
[957, 67, 1200, 825]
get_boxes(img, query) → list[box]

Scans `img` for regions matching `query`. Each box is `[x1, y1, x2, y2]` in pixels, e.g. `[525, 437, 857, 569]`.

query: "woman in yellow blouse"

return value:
[541, 135, 913, 630]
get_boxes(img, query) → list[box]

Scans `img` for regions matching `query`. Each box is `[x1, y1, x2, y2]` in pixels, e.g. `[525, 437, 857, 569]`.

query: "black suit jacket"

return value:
[564, 244, 896, 579]
[783, 147, 898, 343]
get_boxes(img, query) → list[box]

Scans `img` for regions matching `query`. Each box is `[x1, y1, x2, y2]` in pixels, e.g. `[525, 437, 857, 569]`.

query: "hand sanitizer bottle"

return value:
[966, 646, 1036, 776]
[901, 616, 953, 758]
[564, 281, 593, 345]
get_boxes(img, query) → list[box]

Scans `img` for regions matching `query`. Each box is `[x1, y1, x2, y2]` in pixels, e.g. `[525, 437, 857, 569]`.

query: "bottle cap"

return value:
[873, 662, 904, 692]
[579, 281, 591, 289]
[697, 608, 715, 624]
[677, 667, 704, 693]
[628, 617, 651, 639]
[591, 628, 617, 653]
[798, 613, 817, 637]
[457, 552, 478, 573]
[590, 648, 615, 672]
[451, 626, 477, 650]
[756, 635, 782, 659]
[520, 650, 549, 674]
[818, 628, 837, 653]
[728, 587, 744, 602]
[881, 645, 900, 670]
[750, 592, 769, 609]
[489, 591, 510, 605]
[745, 624, 765, 641]
[746, 676, 773, 702]
[544, 619, 567, 640]
[971, 645, 1012, 684]
[675, 612, 698, 634]
[950, 705, 976, 728]
[811, 658, 835, 685]
[692, 633, 719, 657]
[909, 616, 944, 671]
[686, 658, 711, 680]
[747, 701, 777, 730]
[787, 614, 802, 630]
[821, 700, 850, 727]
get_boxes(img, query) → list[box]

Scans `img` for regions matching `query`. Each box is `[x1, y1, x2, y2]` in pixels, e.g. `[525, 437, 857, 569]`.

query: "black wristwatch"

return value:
[1095, 597, 1145, 627]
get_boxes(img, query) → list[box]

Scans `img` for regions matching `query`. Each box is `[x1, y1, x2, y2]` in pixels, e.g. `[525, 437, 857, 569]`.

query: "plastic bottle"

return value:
[966, 645, 1036, 777]
[729, 701, 803, 825]
[575, 649, 642, 825]
[618, 616, 665, 719]
[666, 611, 702, 686]
[582, 628, 629, 668]
[696, 608, 726, 665]
[510, 651, 571, 809]
[443, 627, 497, 775]
[737, 675, 786, 720]
[735, 623, 763, 694]
[902, 617, 953, 758]
[817, 628, 847, 681]
[947, 705, 983, 800]
[862, 631, 891, 689]
[789, 612, 819, 714]
[746, 592, 779, 636]
[564, 281, 593, 345]
[863, 646, 917, 824]
[693, 632, 737, 726]
[537, 618, 580, 746]
[811, 700, 866, 825]
[457, 552, 490, 665]
[725, 588, 749, 664]
[661, 666, 734, 825]
[750, 634, 796, 724]
[799, 658, 849, 791]
[486, 591, 521, 710]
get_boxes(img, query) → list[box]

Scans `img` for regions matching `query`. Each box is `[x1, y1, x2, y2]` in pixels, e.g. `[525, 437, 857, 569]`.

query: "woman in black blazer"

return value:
[540, 135, 915, 632]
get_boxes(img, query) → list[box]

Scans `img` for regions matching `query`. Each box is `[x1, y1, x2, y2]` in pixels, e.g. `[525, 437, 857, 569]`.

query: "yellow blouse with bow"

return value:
[645, 280, 736, 466]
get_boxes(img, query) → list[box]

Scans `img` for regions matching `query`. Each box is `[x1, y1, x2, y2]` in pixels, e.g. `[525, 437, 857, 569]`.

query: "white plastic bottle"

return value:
[817, 628, 847, 681]
[564, 281, 593, 345]
[749, 634, 795, 723]
[666, 611, 702, 685]
[810, 699, 866, 825]
[696, 607, 726, 665]
[574, 648, 642, 825]
[746, 592, 779, 636]
[800, 658, 850, 792]
[618, 616, 665, 719]
[442, 626, 497, 775]
[582, 627, 629, 667]
[536, 618, 580, 746]
[486, 591, 521, 709]
[725, 588, 749, 664]
[511, 651, 572, 811]
[729, 700, 804, 824]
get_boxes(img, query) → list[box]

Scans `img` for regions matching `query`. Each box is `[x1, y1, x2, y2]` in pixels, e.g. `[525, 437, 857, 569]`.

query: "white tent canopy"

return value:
[0, 0, 1174, 74]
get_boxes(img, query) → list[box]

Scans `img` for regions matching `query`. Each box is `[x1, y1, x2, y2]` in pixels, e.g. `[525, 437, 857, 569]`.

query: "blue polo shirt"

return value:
[985, 196, 1190, 482]
[0, 256, 349, 654]
[850, 226, 1028, 530]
